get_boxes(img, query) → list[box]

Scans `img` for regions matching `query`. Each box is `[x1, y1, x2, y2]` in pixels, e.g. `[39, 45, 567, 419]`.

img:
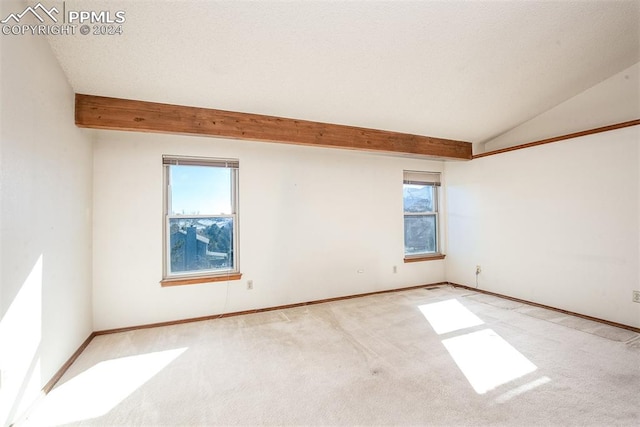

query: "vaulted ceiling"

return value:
[48, 0, 640, 145]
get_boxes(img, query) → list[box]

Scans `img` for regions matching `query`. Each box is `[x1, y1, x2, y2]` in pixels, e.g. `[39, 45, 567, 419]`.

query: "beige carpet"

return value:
[22, 286, 640, 426]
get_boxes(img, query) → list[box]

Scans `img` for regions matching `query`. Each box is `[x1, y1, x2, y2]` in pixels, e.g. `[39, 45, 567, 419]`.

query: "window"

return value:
[161, 156, 241, 285]
[403, 171, 443, 261]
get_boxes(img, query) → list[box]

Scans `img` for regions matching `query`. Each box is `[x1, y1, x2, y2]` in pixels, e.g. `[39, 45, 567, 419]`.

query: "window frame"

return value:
[160, 156, 241, 286]
[403, 170, 445, 263]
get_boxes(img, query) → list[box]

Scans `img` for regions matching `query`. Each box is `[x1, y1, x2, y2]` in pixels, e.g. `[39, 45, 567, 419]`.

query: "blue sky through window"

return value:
[170, 165, 231, 215]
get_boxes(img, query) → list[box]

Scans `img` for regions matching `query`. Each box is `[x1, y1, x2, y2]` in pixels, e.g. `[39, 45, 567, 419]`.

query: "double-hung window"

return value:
[162, 156, 241, 285]
[403, 171, 443, 261]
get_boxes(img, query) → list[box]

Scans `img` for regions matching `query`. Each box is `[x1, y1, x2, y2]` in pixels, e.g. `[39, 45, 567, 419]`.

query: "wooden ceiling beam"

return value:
[75, 94, 472, 160]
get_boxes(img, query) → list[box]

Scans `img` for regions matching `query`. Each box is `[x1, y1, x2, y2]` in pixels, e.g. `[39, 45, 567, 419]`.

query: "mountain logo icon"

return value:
[1, 2, 59, 24]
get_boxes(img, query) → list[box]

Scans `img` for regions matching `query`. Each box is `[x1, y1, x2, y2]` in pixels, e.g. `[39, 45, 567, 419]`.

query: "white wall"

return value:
[446, 126, 640, 327]
[92, 132, 445, 330]
[0, 1, 94, 424]
[481, 62, 640, 153]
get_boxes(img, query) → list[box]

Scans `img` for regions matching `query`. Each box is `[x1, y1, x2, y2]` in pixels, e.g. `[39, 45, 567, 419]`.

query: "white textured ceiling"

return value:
[47, 0, 640, 143]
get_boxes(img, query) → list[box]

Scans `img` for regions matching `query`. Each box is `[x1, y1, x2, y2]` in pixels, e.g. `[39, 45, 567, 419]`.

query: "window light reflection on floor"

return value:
[24, 347, 187, 426]
[418, 299, 484, 335]
[442, 329, 537, 394]
[494, 376, 551, 404]
[419, 298, 539, 395]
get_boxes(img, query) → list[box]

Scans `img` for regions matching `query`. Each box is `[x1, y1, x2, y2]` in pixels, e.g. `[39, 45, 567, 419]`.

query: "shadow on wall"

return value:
[0, 254, 44, 426]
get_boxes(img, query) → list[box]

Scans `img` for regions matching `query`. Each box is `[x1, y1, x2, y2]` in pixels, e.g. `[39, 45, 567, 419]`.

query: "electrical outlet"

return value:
[633, 290, 640, 303]
[247, 280, 253, 290]
[393, 265, 397, 274]
[476, 265, 482, 275]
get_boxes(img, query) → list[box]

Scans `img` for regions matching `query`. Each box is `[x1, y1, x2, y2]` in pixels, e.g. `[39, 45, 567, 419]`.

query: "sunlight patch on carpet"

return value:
[418, 299, 484, 335]
[442, 329, 537, 394]
[494, 376, 551, 403]
[24, 347, 187, 426]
